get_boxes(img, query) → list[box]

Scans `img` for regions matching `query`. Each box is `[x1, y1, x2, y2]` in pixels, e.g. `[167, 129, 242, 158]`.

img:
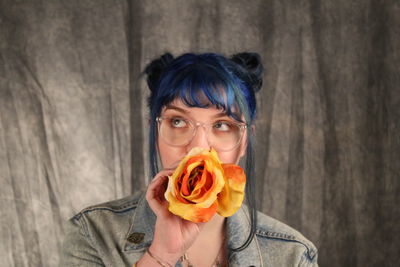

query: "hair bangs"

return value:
[161, 62, 242, 121]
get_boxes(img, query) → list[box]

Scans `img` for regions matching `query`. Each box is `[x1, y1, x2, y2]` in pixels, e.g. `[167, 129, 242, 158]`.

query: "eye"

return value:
[169, 117, 188, 128]
[213, 121, 232, 132]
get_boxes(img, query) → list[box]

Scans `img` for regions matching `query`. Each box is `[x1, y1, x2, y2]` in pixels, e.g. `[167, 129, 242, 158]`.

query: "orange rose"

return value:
[164, 147, 246, 223]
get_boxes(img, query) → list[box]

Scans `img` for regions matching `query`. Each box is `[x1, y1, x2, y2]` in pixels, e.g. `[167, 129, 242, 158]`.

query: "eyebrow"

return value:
[164, 104, 230, 119]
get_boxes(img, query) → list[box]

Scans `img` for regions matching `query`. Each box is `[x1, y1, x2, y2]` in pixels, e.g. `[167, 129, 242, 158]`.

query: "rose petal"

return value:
[181, 161, 202, 196]
[217, 164, 246, 217]
[186, 159, 225, 208]
[165, 147, 245, 222]
[167, 193, 218, 223]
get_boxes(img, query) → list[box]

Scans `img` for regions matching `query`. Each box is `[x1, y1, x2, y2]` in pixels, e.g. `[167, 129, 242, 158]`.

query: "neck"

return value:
[183, 214, 226, 266]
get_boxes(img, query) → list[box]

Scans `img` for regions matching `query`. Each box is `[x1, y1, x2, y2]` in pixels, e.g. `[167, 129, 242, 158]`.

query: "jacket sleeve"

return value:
[59, 216, 105, 267]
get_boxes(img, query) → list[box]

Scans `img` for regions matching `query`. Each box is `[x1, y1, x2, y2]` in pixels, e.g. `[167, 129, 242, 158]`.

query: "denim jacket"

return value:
[60, 191, 318, 266]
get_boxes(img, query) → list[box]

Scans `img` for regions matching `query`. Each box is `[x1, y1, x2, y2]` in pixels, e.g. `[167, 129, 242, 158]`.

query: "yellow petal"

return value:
[217, 164, 246, 217]
[187, 159, 225, 207]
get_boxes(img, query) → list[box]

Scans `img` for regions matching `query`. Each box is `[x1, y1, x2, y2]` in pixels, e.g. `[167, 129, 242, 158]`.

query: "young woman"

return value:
[60, 52, 318, 267]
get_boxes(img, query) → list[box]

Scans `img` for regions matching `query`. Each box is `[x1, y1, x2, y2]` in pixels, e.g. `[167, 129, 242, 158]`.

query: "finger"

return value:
[146, 170, 173, 214]
[147, 170, 172, 196]
[146, 175, 167, 205]
[149, 169, 174, 184]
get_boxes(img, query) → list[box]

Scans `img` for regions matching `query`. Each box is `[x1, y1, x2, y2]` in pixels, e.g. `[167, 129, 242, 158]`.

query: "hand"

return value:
[144, 169, 205, 265]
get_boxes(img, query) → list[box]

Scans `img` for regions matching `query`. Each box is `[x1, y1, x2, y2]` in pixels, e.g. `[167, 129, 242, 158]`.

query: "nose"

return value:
[187, 125, 211, 152]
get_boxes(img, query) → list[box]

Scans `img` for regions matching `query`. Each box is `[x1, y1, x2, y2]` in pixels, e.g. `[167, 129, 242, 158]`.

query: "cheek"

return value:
[157, 138, 187, 169]
[217, 133, 247, 164]
[157, 136, 246, 168]
[217, 149, 242, 164]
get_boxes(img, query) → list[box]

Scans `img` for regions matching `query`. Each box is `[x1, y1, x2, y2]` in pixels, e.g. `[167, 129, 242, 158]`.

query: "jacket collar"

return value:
[226, 206, 263, 266]
[124, 194, 263, 266]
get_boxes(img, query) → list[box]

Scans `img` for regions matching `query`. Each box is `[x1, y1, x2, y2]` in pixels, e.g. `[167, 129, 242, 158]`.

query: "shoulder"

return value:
[67, 190, 146, 241]
[72, 190, 144, 220]
[62, 191, 145, 251]
[255, 211, 318, 264]
[61, 192, 147, 266]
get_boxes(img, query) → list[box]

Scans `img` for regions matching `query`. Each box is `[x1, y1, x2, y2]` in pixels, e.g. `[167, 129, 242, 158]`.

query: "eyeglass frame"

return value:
[155, 116, 248, 152]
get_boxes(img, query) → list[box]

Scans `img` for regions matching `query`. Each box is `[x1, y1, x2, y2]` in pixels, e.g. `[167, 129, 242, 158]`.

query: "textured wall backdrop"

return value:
[0, 1, 399, 266]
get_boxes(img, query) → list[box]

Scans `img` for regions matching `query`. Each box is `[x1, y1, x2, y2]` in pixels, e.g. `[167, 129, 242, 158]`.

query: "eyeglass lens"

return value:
[158, 117, 243, 151]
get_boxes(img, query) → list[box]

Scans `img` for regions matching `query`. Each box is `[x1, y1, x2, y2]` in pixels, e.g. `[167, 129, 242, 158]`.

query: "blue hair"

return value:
[144, 52, 263, 252]
[149, 53, 256, 122]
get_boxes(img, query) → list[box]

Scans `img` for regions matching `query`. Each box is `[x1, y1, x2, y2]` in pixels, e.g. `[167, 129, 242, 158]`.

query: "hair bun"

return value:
[144, 53, 174, 92]
[230, 52, 263, 92]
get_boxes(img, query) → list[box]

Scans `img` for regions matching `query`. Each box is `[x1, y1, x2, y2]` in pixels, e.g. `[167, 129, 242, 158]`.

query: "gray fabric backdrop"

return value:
[0, 1, 399, 266]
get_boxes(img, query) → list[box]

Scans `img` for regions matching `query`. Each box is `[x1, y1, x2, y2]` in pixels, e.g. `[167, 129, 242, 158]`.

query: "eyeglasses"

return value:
[156, 116, 247, 152]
